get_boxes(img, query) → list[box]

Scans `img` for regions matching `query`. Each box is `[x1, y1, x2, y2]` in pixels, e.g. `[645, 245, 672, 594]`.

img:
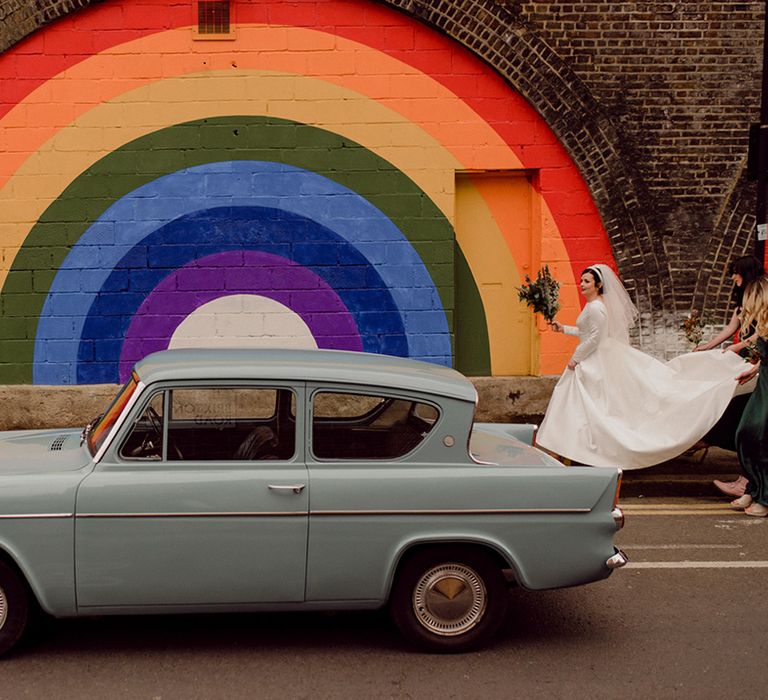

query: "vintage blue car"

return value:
[0, 348, 626, 654]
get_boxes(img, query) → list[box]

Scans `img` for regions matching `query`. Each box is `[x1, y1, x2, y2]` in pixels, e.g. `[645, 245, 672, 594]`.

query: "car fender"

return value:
[384, 531, 521, 597]
[0, 527, 76, 617]
[0, 472, 85, 617]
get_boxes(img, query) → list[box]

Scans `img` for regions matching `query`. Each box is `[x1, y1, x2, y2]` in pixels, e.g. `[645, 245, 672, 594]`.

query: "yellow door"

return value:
[454, 172, 536, 375]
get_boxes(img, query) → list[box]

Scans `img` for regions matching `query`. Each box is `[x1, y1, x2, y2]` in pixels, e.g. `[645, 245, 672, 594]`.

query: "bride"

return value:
[535, 264, 751, 469]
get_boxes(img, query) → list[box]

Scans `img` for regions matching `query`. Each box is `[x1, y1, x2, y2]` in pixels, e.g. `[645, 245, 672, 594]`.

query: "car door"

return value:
[305, 385, 444, 602]
[75, 382, 308, 609]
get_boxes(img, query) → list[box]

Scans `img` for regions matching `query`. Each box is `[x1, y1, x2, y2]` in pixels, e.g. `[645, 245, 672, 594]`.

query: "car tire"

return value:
[390, 546, 508, 653]
[0, 560, 30, 657]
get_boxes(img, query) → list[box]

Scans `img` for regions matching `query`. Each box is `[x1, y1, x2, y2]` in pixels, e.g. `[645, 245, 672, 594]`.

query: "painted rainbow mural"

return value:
[0, 0, 614, 384]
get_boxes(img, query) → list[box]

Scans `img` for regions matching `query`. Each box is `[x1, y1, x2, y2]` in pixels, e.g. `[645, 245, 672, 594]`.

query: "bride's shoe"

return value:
[713, 475, 748, 498]
[730, 494, 753, 510]
[745, 502, 768, 517]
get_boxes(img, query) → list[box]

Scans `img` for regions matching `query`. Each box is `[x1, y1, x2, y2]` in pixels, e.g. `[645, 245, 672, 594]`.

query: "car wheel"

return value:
[0, 560, 29, 656]
[390, 547, 508, 652]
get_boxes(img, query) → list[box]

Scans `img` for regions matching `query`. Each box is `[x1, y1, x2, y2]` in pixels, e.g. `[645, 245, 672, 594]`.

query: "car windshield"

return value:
[86, 373, 140, 456]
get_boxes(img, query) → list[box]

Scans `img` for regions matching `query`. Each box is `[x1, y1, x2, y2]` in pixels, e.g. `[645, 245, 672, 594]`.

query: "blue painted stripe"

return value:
[73, 206, 409, 383]
[34, 161, 451, 383]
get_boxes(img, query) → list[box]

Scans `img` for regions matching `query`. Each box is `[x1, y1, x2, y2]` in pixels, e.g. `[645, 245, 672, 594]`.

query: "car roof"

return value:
[133, 348, 478, 403]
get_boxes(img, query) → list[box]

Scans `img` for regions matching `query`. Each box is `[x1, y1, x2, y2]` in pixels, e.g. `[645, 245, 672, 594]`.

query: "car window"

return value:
[119, 392, 165, 460]
[121, 387, 296, 462]
[312, 391, 439, 460]
[172, 388, 278, 422]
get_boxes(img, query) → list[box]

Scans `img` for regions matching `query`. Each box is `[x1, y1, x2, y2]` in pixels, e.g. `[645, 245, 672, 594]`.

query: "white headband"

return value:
[586, 266, 603, 284]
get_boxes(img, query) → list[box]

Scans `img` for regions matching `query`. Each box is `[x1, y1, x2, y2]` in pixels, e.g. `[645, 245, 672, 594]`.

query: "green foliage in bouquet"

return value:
[517, 265, 561, 323]
[680, 310, 712, 346]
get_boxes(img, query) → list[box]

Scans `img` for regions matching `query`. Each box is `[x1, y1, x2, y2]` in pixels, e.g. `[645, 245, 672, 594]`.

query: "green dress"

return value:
[736, 336, 768, 505]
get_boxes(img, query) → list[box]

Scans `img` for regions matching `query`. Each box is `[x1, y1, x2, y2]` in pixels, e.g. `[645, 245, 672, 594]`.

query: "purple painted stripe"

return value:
[119, 251, 363, 380]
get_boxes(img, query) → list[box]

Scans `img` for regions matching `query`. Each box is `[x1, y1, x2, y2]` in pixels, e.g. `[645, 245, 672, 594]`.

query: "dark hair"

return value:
[581, 267, 604, 295]
[730, 255, 765, 307]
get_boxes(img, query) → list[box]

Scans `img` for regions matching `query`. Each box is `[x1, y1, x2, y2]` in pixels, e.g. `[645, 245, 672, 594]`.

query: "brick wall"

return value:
[513, 1, 764, 330]
[0, 0, 101, 52]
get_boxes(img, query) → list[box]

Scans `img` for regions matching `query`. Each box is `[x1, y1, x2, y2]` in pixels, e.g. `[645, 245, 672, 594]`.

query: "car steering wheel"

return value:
[146, 406, 162, 438]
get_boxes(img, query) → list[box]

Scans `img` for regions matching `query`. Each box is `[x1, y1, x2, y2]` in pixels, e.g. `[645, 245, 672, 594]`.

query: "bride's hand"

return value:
[566, 359, 577, 371]
[737, 365, 759, 384]
[549, 321, 564, 333]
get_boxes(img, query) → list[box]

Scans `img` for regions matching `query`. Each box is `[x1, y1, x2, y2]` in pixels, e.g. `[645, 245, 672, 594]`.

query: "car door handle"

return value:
[267, 483, 306, 495]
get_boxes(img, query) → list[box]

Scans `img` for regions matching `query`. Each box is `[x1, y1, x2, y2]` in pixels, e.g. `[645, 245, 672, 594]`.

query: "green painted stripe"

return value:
[454, 244, 491, 375]
[0, 116, 490, 380]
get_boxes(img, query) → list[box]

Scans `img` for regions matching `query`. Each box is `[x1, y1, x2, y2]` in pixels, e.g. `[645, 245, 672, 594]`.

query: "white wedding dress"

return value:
[536, 300, 750, 469]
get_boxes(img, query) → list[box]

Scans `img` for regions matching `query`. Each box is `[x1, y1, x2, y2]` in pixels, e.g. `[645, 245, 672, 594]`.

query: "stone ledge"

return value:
[0, 377, 559, 430]
[0, 384, 122, 431]
[472, 376, 557, 424]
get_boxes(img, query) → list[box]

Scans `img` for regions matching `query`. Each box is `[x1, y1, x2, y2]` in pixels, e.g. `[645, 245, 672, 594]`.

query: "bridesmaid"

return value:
[695, 255, 764, 497]
[729, 275, 768, 517]
[694, 255, 764, 354]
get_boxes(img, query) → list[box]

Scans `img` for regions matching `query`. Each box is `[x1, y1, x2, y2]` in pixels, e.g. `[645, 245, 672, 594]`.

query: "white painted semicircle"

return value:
[168, 295, 318, 350]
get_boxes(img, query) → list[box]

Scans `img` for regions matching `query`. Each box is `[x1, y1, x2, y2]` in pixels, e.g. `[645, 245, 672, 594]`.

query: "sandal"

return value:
[713, 475, 748, 498]
[730, 494, 753, 510]
[745, 503, 768, 517]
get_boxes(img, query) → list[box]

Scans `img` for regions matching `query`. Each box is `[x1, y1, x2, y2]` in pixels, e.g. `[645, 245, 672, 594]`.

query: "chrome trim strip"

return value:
[76, 511, 306, 519]
[74, 507, 591, 519]
[311, 508, 592, 516]
[0, 513, 74, 520]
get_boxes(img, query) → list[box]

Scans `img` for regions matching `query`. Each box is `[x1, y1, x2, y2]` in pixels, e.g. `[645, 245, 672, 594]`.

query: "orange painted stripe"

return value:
[0, 26, 524, 186]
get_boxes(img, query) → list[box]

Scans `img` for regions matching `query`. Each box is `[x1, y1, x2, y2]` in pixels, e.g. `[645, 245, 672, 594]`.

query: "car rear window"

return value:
[311, 391, 438, 460]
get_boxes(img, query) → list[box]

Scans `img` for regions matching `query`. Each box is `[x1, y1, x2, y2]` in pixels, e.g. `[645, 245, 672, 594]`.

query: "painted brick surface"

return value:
[1, 0, 760, 398]
[2, 0, 618, 384]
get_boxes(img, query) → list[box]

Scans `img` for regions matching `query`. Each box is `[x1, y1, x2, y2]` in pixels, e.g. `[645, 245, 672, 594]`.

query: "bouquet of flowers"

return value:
[742, 340, 761, 364]
[517, 265, 560, 323]
[680, 310, 712, 346]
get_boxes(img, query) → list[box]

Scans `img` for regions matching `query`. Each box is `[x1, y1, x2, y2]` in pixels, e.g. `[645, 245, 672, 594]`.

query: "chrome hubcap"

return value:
[0, 585, 7, 632]
[412, 563, 487, 636]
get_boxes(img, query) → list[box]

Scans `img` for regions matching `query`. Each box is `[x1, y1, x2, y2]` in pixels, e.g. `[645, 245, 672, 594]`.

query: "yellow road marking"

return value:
[620, 502, 739, 516]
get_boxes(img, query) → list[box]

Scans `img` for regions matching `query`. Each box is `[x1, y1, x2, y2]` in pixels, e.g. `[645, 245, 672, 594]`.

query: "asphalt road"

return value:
[1, 499, 765, 700]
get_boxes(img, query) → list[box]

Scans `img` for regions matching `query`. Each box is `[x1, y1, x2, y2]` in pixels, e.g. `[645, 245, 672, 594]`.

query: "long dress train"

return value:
[536, 300, 750, 469]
